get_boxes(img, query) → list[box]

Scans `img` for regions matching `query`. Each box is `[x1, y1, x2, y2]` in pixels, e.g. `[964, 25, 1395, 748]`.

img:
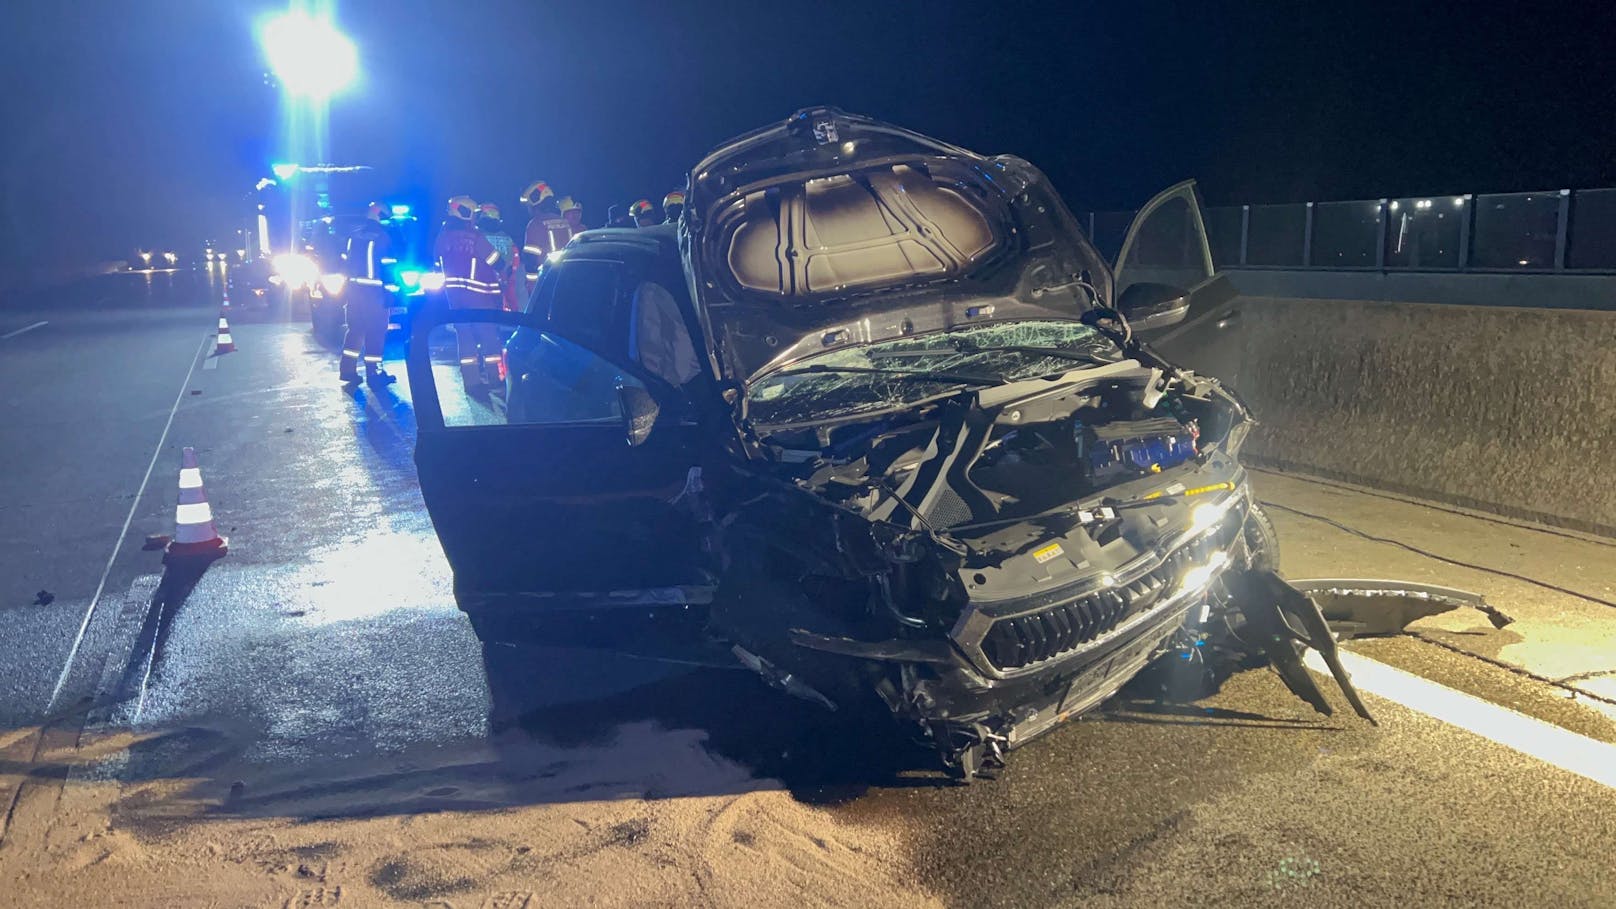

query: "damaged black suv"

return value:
[408, 108, 1469, 777]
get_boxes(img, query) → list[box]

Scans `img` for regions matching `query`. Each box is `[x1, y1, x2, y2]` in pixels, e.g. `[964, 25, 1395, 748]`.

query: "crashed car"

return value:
[408, 108, 1502, 777]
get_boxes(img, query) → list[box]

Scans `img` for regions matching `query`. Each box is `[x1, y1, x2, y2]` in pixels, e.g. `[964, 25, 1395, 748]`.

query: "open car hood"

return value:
[684, 107, 1114, 386]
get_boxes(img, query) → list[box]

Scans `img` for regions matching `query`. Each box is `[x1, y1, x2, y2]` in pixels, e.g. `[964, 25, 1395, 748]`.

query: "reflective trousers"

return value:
[340, 284, 389, 377]
[447, 286, 503, 389]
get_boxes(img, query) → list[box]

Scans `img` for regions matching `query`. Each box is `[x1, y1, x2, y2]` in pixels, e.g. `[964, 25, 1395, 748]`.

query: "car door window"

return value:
[527, 258, 624, 357]
[1113, 181, 1216, 303]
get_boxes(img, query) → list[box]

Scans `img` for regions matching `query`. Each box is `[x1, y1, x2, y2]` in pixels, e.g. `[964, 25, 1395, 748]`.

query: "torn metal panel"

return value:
[1289, 578, 1512, 638]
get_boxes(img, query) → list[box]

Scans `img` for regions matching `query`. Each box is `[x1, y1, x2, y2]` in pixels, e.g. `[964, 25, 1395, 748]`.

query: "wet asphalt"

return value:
[2, 274, 1614, 906]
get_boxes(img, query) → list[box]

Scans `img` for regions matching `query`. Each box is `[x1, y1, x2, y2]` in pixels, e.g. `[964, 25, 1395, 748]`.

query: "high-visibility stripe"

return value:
[522, 245, 544, 256]
[459, 357, 480, 365]
[350, 277, 384, 286]
[178, 468, 203, 490]
[485, 252, 501, 265]
[176, 501, 213, 524]
[380, 257, 397, 265]
[342, 348, 362, 358]
[366, 240, 376, 279]
[363, 355, 384, 363]
[483, 355, 501, 364]
[383, 284, 399, 292]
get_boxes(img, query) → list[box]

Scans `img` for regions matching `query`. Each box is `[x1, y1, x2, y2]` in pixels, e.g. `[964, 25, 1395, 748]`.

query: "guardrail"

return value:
[1081, 187, 1616, 275]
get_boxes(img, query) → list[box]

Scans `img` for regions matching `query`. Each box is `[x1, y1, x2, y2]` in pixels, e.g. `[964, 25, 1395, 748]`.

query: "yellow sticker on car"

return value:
[1033, 542, 1064, 564]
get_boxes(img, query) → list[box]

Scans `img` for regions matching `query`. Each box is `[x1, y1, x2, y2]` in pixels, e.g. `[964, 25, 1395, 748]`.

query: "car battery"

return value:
[1076, 416, 1198, 484]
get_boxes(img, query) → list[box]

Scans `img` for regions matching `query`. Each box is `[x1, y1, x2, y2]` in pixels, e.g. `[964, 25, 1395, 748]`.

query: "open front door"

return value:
[407, 304, 714, 636]
[1113, 180, 1242, 383]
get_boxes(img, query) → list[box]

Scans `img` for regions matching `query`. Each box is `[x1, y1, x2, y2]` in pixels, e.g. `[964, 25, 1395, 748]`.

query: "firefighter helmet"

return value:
[478, 202, 502, 221]
[447, 195, 477, 221]
[365, 201, 388, 221]
[558, 196, 581, 214]
[520, 181, 554, 206]
[629, 198, 655, 220]
[662, 190, 685, 210]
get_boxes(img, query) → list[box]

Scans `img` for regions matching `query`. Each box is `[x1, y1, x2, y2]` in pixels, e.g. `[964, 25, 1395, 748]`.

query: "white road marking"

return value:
[2, 320, 48, 339]
[1305, 649, 1616, 790]
[44, 330, 212, 713]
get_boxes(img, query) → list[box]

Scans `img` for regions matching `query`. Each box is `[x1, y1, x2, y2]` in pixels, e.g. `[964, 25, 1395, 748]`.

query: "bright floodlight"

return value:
[261, 12, 357, 100]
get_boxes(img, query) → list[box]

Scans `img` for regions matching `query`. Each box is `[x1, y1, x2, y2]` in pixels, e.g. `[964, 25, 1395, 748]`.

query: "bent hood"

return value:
[684, 107, 1113, 385]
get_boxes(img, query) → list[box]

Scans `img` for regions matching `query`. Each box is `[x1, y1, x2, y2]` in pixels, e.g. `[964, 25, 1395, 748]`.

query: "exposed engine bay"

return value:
[705, 336, 1508, 778]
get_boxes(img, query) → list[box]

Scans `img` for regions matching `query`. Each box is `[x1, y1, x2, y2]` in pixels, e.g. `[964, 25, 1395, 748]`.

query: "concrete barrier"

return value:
[1226, 295, 1616, 537]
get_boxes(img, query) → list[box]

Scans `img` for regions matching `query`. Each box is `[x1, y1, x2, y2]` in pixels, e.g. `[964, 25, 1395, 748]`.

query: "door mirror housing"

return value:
[618, 382, 660, 447]
[1115, 282, 1191, 330]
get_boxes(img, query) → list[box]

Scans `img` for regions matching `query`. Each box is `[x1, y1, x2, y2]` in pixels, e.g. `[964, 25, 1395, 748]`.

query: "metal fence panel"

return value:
[1384, 196, 1464, 269]
[1204, 206, 1242, 269]
[1568, 188, 1616, 269]
[1310, 200, 1381, 267]
[1471, 191, 1560, 269]
[1245, 204, 1306, 266]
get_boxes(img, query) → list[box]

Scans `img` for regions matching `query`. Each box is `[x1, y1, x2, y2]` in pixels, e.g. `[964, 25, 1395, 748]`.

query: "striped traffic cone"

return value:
[216, 316, 236, 354]
[165, 447, 228, 563]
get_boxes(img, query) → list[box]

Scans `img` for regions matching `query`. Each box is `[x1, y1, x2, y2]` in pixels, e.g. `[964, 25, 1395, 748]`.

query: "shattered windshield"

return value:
[747, 320, 1124, 425]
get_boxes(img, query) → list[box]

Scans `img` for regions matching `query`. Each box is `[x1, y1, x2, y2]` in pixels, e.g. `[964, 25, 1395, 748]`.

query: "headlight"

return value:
[418, 271, 446, 291]
[319, 273, 346, 295]
[271, 253, 318, 288]
[399, 269, 421, 288]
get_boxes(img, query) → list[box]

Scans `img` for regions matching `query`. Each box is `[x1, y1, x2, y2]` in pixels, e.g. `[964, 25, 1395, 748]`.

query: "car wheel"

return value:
[1243, 501, 1280, 572]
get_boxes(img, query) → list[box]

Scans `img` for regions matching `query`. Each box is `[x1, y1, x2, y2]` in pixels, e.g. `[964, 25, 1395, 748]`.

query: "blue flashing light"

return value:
[399, 269, 421, 288]
[390, 204, 411, 217]
[271, 162, 299, 180]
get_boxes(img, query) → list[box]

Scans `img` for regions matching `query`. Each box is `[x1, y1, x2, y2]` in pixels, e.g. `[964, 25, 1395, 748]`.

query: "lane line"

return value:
[44, 330, 211, 713]
[1304, 649, 1616, 790]
[2, 320, 48, 339]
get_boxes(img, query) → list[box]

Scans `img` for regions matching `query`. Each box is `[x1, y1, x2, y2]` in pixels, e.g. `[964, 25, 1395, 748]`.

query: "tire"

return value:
[1243, 501, 1280, 572]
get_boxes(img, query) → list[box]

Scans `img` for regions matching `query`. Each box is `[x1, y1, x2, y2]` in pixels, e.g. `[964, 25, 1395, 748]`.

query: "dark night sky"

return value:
[3, 0, 1615, 267]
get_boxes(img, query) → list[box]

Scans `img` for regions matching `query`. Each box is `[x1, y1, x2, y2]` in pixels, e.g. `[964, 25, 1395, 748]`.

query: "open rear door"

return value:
[407, 304, 714, 642]
[1113, 180, 1243, 384]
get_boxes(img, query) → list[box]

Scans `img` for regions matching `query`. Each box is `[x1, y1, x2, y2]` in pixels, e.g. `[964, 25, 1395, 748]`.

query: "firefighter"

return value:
[477, 202, 518, 310]
[629, 198, 657, 227]
[605, 204, 633, 228]
[518, 180, 574, 290]
[434, 195, 503, 395]
[559, 196, 585, 234]
[338, 202, 395, 386]
[661, 190, 685, 224]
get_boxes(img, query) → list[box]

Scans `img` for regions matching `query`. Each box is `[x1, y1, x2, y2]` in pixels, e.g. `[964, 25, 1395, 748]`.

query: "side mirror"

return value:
[618, 382, 660, 447]
[1115, 282, 1191, 330]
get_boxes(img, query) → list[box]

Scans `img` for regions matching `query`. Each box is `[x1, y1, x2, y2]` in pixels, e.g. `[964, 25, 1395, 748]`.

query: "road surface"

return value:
[1, 273, 1613, 907]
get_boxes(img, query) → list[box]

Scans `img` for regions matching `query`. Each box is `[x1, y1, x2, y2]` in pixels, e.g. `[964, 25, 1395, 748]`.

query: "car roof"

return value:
[567, 224, 679, 260]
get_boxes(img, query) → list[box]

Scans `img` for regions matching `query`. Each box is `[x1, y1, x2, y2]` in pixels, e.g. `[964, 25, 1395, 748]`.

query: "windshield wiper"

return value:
[771, 363, 1000, 387]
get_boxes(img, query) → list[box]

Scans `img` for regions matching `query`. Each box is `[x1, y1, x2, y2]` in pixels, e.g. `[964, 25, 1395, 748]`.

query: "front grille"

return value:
[977, 504, 1244, 672]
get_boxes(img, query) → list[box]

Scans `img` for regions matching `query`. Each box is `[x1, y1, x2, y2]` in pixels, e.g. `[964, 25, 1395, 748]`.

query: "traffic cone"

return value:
[220, 289, 232, 316]
[216, 317, 236, 354]
[165, 447, 228, 563]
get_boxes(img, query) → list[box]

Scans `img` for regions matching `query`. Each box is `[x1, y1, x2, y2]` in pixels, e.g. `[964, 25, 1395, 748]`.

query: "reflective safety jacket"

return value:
[433, 220, 502, 297]
[521, 216, 576, 280]
[342, 221, 395, 288]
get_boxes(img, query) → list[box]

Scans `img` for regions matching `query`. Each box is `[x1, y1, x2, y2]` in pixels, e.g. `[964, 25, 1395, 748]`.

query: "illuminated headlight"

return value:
[271, 253, 318, 288]
[1176, 551, 1230, 598]
[418, 271, 446, 291]
[1189, 497, 1238, 535]
[399, 269, 421, 288]
[319, 273, 346, 295]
